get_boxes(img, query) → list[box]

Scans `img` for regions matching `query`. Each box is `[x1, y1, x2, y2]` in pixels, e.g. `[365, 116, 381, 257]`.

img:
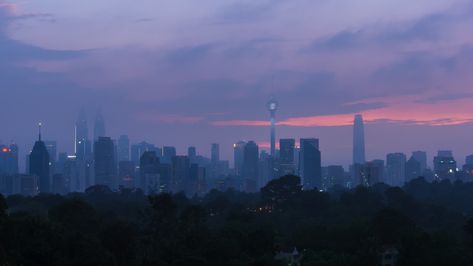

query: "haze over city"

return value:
[2, 0, 473, 167]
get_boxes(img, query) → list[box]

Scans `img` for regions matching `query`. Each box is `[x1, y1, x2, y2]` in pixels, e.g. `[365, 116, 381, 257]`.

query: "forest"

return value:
[1, 176, 473, 265]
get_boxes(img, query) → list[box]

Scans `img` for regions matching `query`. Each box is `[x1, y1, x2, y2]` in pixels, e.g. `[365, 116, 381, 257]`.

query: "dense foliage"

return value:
[1, 176, 473, 265]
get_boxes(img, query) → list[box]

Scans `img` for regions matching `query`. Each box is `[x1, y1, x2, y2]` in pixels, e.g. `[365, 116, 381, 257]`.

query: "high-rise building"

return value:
[405, 156, 421, 182]
[117, 135, 130, 162]
[118, 161, 135, 189]
[243, 141, 259, 192]
[162, 146, 177, 164]
[0, 144, 19, 175]
[29, 123, 50, 193]
[43, 141, 57, 164]
[93, 112, 106, 141]
[211, 143, 220, 163]
[188, 146, 197, 162]
[75, 110, 90, 160]
[356, 160, 384, 187]
[386, 153, 407, 186]
[267, 98, 278, 157]
[466, 154, 473, 165]
[325, 165, 345, 188]
[279, 139, 296, 175]
[139, 151, 160, 193]
[131, 141, 158, 165]
[412, 151, 427, 173]
[299, 138, 322, 190]
[94, 137, 116, 189]
[233, 141, 246, 176]
[172, 156, 190, 193]
[20, 174, 39, 196]
[353, 114, 366, 165]
[434, 151, 457, 180]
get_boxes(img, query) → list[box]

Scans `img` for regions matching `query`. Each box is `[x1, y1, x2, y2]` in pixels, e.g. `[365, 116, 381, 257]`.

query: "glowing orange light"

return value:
[1, 148, 10, 153]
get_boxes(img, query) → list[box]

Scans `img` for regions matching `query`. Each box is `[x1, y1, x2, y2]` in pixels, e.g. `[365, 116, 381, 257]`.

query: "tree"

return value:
[261, 175, 302, 208]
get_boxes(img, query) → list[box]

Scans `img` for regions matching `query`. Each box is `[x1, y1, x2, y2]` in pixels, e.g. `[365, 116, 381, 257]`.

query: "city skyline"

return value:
[2, 1, 473, 168]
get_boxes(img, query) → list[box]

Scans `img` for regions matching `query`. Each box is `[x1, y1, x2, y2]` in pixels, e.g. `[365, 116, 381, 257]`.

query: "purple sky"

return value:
[1, 0, 473, 168]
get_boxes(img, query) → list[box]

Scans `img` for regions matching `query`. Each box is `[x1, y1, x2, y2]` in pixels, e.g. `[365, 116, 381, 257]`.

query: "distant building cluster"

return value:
[1, 103, 472, 197]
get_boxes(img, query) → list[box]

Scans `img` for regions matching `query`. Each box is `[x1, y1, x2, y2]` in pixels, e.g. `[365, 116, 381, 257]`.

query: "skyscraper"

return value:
[243, 141, 259, 192]
[29, 123, 50, 193]
[172, 156, 190, 193]
[233, 141, 246, 176]
[405, 156, 421, 182]
[279, 138, 296, 175]
[94, 111, 106, 141]
[162, 146, 177, 164]
[211, 143, 220, 163]
[94, 137, 116, 189]
[131, 141, 157, 165]
[0, 144, 19, 175]
[386, 153, 407, 186]
[139, 151, 160, 193]
[188, 146, 197, 163]
[75, 110, 90, 160]
[117, 135, 130, 162]
[412, 151, 427, 173]
[267, 98, 278, 157]
[353, 114, 366, 165]
[434, 151, 457, 180]
[299, 138, 321, 190]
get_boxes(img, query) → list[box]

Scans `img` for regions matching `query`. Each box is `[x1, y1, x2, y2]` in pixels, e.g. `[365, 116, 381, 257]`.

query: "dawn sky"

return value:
[1, 0, 473, 167]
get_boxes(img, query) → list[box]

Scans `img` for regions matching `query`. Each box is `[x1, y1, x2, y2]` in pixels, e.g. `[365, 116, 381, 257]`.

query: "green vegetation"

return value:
[1, 176, 473, 265]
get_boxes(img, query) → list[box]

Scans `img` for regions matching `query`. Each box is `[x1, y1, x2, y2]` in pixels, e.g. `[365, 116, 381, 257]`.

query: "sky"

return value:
[1, 0, 473, 168]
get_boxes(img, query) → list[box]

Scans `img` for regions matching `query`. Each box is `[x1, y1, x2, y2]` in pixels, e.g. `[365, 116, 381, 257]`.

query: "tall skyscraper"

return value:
[94, 112, 106, 141]
[279, 138, 296, 175]
[243, 141, 259, 192]
[233, 141, 246, 176]
[412, 151, 427, 173]
[172, 156, 190, 193]
[131, 141, 157, 165]
[139, 151, 160, 193]
[29, 123, 50, 193]
[188, 146, 197, 163]
[299, 138, 322, 190]
[405, 156, 421, 182]
[211, 143, 220, 163]
[386, 153, 407, 186]
[94, 137, 116, 189]
[434, 151, 457, 180]
[117, 135, 130, 162]
[118, 161, 135, 189]
[267, 98, 278, 157]
[353, 114, 366, 165]
[162, 146, 177, 164]
[75, 110, 90, 160]
[0, 144, 19, 175]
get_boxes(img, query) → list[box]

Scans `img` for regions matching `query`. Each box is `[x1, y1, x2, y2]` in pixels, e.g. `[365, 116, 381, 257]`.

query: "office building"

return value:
[353, 114, 366, 165]
[299, 138, 322, 190]
[117, 135, 130, 162]
[233, 141, 246, 176]
[405, 156, 421, 182]
[279, 139, 296, 175]
[29, 124, 50, 193]
[386, 153, 407, 186]
[0, 144, 19, 175]
[94, 137, 116, 189]
[139, 151, 160, 193]
[243, 141, 259, 192]
[211, 143, 220, 163]
[434, 151, 457, 180]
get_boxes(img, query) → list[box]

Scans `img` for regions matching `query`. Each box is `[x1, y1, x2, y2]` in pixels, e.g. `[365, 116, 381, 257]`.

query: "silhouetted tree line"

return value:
[1, 176, 473, 265]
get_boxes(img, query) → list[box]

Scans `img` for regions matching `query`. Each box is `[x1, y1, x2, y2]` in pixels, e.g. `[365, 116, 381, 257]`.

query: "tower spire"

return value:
[38, 122, 42, 141]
